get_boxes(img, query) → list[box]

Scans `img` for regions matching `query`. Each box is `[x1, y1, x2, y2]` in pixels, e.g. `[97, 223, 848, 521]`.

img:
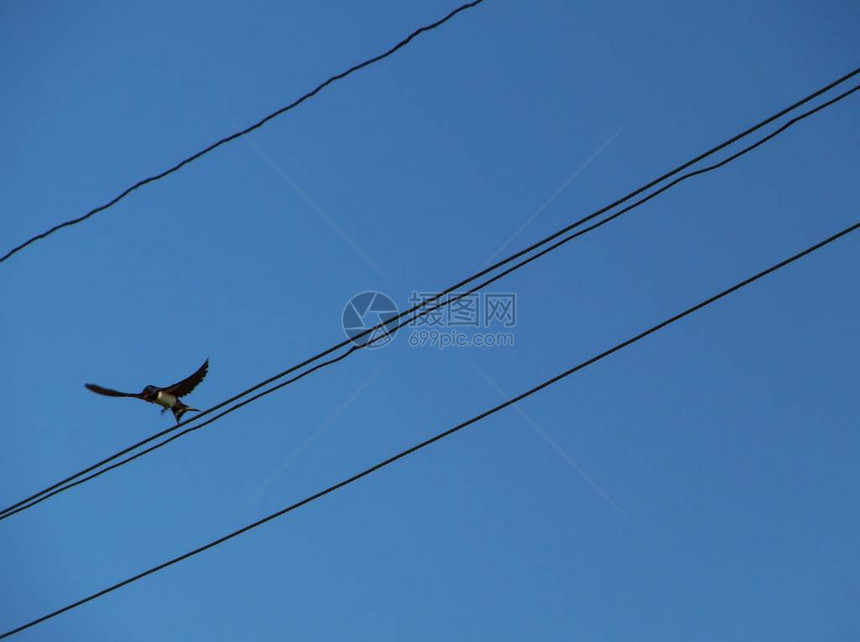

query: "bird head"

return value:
[141, 386, 159, 401]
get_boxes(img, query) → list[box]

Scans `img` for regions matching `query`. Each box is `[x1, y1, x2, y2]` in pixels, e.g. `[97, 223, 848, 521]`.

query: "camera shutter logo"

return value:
[342, 291, 399, 348]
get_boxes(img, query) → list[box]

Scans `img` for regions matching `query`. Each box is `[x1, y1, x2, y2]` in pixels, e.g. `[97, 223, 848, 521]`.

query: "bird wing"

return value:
[164, 359, 209, 397]
[85, 383, 139, 398]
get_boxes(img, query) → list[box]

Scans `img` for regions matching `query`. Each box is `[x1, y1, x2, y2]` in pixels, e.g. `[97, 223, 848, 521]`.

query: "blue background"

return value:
[1, 1, 858, 639]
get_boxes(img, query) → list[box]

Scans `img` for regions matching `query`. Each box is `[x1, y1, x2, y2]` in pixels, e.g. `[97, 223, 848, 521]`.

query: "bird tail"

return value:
[171, 402, 200, 424]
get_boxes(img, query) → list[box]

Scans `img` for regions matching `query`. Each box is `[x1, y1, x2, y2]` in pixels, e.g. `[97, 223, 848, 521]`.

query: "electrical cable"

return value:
[2, 75, 857, 522]
[0, 0, 486, 264]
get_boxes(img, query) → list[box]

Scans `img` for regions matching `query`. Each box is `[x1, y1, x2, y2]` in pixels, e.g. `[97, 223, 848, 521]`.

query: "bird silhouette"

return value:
[85, 359, 209, 423]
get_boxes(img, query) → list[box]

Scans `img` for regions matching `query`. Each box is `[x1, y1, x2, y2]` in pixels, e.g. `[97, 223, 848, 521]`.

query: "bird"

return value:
[85, 359, 209, 423]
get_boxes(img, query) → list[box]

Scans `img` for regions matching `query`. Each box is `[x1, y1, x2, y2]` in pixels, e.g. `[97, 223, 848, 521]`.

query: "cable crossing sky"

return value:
[0, 1, 486, 264]
[2, 72, 857, 523]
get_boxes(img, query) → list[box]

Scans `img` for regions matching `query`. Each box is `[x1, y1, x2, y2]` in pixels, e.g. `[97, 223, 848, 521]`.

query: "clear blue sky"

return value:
[1, 1, 858, 639]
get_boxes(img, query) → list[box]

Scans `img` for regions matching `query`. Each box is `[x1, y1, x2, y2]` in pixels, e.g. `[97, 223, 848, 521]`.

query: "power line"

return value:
[2, 79, 856, 522]
[2, 220, 855, 640]
[7, 81, 859, 521]
[0, 0, 486, 264]
[2, 73, 857, 522]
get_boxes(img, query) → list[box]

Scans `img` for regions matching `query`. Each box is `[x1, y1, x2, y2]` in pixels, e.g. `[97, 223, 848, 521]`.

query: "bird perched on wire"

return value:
[85, 359, 209, 423]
